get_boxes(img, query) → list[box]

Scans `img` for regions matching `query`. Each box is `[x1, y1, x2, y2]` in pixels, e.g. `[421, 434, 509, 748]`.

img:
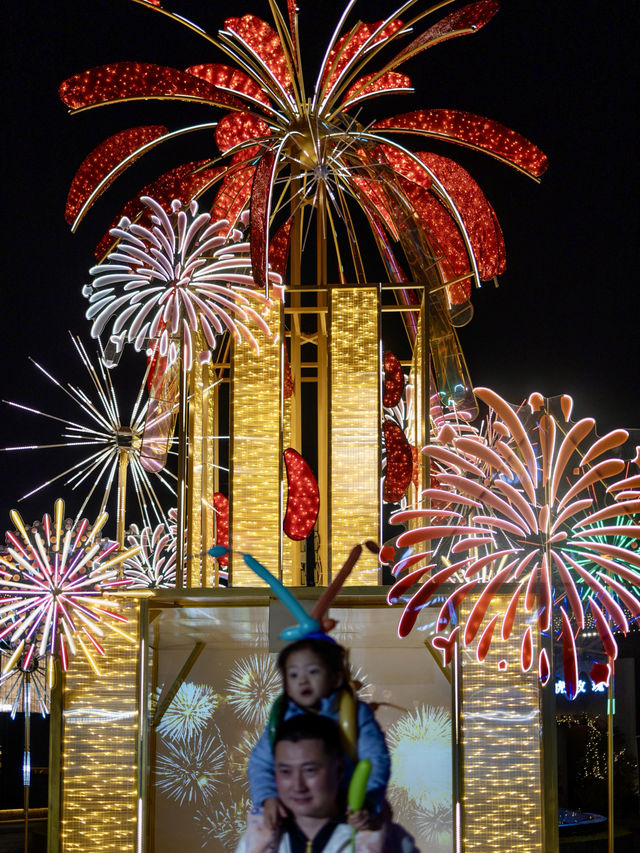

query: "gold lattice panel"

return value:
[60, 598, 140, 853]
[460, 592, 543, 852]
[187, 332, 215, 587]
[329, 287, 380, 584]
[230, 305, 282, 585]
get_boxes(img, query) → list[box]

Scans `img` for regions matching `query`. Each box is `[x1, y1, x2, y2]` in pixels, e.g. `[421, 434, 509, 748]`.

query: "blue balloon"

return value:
[242, 554, 321, 638]
[208, 545, 229, 558]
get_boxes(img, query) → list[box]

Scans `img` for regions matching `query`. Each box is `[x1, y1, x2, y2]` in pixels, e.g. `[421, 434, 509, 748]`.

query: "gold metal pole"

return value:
[116, 447, 128, 552]
[23, 676, 30, 853]
[608, 657, 615, 853]
[316, 183, 329, 584]
[175, 328, 188, 590]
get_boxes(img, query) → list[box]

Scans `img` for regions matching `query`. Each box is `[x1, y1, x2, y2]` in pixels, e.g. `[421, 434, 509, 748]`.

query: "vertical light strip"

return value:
[201, 357, 215, 586]
[60, 599, 140, 853]
[409, 301, 425, 523]
[460, 593, 543, 852]
[187, 342, 204, 587]
[329, 286, 380, 584]
[230, 304, 282, 585]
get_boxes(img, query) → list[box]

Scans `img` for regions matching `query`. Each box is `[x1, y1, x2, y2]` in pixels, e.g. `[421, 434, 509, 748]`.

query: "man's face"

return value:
[274, 737, 342, 821]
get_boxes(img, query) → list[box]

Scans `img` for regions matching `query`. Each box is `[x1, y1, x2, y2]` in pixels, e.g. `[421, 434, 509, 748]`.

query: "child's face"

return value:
[284, 648, 341, 709]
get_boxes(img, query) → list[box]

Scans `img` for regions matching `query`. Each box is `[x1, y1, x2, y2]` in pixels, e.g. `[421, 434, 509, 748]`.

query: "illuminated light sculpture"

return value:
[383, 351, 405, 408]
[60, 0, 547, 411]
[122, 508, 181, 588]
[0, 647, 49, 718]
[229, 306, 282, 585]
[212, 492, 230, 576]
[2, 335, 174, 545]
[383, 420, 414, 503]
[387, 389, 640, 700]
[283, 447, 320, 541]
[83, 197, 281, 371]
[0, 500, 139, 675]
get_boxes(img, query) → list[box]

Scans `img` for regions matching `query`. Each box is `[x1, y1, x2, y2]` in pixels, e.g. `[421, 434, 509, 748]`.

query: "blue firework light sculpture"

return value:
[387, 390, 640, 699]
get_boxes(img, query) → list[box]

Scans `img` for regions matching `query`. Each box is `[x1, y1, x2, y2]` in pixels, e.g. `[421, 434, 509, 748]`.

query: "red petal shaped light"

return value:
[59, 62, 243, 110]
[94, 161, 223, 258]
[66, 126, 167, 225]
[320, 20, 405, 102]
[373, 109, 549, 179]
[283, 448, 320, 540]
[212, 492, 229, 567]
[383, 420, 413, 502]
[392, 1, 500, 66]
[224, 15, 294, 96]
[186, 63, 271, 107]
[342, 71, 413, 109]
[211, 148, 259, 224]
[216, 112, 271, 153]
[383, 351, 404, 407]
[417, 152, 506, 279]
[250, 149, 279, 291]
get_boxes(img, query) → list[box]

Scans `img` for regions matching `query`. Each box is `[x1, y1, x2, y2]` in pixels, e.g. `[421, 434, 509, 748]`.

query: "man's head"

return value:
[273, 715, 344, 824]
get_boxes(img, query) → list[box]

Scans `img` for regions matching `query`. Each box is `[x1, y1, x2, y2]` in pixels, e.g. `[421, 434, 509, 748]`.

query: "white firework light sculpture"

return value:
[83, 196, 282, 371]
[123, 509, 180, 589]
[0, 499, 139, 675]
[0, 645, 49, 718]
[2, 335, 174, 534]
[387, 389, 640, 699]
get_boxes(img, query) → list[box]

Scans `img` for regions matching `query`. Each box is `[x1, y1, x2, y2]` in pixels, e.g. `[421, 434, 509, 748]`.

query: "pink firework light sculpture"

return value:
[386, 389, 640, 700]
[59, 0, 547, 406]
[0, 499, 140, 676]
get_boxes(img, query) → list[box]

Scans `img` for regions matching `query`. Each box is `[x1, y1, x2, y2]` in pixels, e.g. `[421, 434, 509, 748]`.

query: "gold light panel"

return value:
[410, 302, 426, 518]
[460, 593, 543, 852]
[329, 287, 380, 584]
[187, 333, 215, 587]
[230, 305, 282, 585]
[59, 598, 140, 853]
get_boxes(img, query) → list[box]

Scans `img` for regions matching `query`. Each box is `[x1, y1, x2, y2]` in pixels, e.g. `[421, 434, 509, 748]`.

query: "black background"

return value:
[2, 0, 639, 519]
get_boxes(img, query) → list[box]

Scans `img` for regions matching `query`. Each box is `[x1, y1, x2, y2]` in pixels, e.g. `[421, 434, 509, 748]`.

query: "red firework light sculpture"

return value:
[386, 389, 640, 699]
[59, 0, 547, 326]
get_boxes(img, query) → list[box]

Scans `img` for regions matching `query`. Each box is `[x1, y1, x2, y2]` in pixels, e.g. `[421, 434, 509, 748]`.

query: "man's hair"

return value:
[277, 636, 351, 691]
[274, 713, 343, 758]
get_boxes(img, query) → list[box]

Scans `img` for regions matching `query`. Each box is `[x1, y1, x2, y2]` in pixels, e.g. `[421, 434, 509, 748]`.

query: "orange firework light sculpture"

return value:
[59, 0, 547, 332]
[386, 389, 640, 699]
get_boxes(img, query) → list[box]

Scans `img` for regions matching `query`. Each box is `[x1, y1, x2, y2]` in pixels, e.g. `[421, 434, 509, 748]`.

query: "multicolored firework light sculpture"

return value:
[0, 499, 139, 675]
[59, 0, 547, 339]
[387, 389, 640, 699]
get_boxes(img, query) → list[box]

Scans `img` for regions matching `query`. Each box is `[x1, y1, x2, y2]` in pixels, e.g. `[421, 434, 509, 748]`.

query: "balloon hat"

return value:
[208, 542, 378, 642]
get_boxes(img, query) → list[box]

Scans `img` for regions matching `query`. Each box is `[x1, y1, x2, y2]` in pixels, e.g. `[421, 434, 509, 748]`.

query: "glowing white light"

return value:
[84, 197, 281, 370]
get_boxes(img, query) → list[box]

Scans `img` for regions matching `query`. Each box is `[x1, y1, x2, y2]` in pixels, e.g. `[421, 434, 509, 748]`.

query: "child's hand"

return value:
[346, 808, 374, 831]
[262, 797, 288, 830]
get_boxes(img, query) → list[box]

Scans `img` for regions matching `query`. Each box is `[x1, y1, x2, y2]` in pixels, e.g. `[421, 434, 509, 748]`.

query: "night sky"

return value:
[2, 0, 639, 518]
